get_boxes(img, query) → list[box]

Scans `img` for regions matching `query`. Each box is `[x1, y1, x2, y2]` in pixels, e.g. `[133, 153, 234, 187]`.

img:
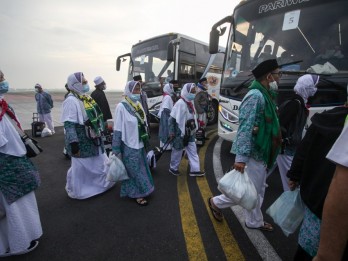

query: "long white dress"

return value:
[0, 103, 42, 256]
[61, 94, 115, 199]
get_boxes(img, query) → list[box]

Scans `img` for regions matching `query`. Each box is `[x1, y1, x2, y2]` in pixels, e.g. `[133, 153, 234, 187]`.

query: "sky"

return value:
[0, 0, 239, 92]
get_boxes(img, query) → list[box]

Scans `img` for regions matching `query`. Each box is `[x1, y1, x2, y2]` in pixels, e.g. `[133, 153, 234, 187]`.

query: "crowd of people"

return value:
[1, 61, 347, 259]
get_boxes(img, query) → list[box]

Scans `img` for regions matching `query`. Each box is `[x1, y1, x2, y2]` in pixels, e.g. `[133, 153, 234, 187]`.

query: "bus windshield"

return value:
[131, 35, 176, 88]
[224, 0, 348, 84]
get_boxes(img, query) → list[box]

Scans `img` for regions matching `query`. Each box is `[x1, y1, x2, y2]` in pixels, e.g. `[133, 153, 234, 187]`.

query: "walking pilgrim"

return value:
[158, 83, 175, 150]
[61, 72, 115, 199]
[168, 83, 205, 177]
[112, 80, 154, 206]
[0, 70, 42, 257]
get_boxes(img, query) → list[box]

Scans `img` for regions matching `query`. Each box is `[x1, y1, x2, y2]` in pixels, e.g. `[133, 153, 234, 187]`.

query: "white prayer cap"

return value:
[94, 76, 104, 86]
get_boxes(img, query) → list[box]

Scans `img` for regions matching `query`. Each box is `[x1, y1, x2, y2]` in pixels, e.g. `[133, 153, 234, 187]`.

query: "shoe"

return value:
[245, 222, 274, 232]
[169, 168, 180, 176]
[189, 170, 205, 177]
[207, 197, 223, 222]
[135, 198, 148, 206]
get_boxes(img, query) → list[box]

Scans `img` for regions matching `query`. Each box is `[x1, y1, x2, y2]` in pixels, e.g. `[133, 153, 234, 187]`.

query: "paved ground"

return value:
[2, 92, 300, 261]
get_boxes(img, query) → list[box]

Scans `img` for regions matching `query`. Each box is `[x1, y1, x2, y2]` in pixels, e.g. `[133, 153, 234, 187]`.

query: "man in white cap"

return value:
[34, 83, 55, 134]
[91, 76, 112, 123]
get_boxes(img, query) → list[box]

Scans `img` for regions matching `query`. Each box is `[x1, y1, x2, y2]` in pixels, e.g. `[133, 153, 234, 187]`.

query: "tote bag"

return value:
[266, 189, 305, 236]
[217, 169, 257, 210]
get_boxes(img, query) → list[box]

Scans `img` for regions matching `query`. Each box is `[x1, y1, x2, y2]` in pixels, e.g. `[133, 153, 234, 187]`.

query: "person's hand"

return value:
[233, 162, 246, 173]
[288, 180, 299, 191]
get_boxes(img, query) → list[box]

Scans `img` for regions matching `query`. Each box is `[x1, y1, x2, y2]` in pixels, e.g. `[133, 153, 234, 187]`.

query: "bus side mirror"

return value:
[116, 53, 131, 71]
[167, 42, 174, 61]
[116, 58, 122, 71]
[209, 29, 220, 54]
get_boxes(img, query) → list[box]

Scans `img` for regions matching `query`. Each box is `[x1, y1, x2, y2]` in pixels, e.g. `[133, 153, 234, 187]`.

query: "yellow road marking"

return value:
[178, 156, 208, 260]
[177, 130, 244, 261]
[197, 130, 245, 261]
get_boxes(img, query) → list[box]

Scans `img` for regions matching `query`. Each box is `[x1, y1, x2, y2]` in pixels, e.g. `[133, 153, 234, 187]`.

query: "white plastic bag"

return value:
[217, 169, 257, 210]
[41, 127, 52, 137]
[266, 189, 305, 236]
[105, 154, 128, 182]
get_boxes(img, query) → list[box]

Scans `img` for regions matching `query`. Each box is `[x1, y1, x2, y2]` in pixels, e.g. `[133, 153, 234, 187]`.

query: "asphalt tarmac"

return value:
[2, 91, 300, 261]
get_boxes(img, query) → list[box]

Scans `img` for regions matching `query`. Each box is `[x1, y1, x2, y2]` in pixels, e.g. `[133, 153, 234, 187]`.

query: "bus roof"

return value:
[131, 32, 209, 48]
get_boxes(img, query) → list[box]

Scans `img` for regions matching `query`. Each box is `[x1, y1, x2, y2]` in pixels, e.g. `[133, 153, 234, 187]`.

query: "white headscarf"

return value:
[124, 80, 141, 98]
[163, 83, 174, 95]
[181, 83, 196, 102]
[294, 74, 319, 103]
[67, 72, 85, 94]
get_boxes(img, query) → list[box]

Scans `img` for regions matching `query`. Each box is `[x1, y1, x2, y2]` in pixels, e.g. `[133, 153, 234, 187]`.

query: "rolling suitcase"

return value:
[31, 113, 45, 137]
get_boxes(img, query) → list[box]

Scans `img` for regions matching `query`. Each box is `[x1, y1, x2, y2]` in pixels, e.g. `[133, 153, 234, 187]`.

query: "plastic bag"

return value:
[105, 154, 128, 182]
[41, 127, 52, 137]
[217, 169, 257, 210]
[266, 189, 305, 236]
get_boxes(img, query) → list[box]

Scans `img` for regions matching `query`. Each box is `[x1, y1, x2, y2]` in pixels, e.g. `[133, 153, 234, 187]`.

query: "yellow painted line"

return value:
[177, 129, 244, 261]
[178, 155, 208, 261]
[197, 130, 245, 261]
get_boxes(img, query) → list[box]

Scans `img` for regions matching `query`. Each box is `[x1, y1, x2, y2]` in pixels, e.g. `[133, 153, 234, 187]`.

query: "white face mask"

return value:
[268, 75, 278, 91]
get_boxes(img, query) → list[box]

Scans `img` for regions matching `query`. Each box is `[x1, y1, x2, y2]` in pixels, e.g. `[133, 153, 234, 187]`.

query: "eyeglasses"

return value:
[271, 72, 283, 78]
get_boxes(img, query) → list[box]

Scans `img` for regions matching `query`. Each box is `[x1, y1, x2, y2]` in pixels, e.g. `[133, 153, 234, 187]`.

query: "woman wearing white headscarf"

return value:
[112, 81, 154, 206]
[61, 72, 115, 199]
[168, 83, 205, 177]
[276, 74, 319, 191]
[158, 83, 174, 150]
[0, 70, 42, 257]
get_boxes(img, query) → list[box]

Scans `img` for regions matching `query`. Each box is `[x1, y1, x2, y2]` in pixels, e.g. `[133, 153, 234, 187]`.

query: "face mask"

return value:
[102, 85, 107, 90]
[268, 75, 278, 91]
[82, 84, 90, 93]
[130, 94, 140, 102]
[35, 88, 39, 93]
[187, 93, 196, 101]
[0, 81, 9, 94]
[269, 81, 278, 91]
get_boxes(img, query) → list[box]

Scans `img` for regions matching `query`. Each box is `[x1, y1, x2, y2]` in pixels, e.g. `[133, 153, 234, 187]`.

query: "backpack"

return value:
[278, 99, 307, 146]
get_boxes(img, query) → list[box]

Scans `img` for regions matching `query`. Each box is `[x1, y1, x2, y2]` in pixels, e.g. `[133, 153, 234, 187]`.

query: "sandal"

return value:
[207, 197, 223, 222]
[245, 222, 274, 232]
[135, 198, 148, 206]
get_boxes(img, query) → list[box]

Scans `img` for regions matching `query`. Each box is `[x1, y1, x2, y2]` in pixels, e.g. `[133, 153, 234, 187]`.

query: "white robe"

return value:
[61, 95, 115, 199]
[0, 100, 42, 256]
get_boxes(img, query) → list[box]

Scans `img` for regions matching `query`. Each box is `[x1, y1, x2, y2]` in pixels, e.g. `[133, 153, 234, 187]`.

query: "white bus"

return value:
[209, 0, 348, 141]
[116, 32, 224, 124]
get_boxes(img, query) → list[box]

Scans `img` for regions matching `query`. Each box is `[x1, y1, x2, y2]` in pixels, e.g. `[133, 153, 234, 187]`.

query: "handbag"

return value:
[11, 119, 43, 157]
[266, 189, 305, 236]
[22, 134, 43, 158]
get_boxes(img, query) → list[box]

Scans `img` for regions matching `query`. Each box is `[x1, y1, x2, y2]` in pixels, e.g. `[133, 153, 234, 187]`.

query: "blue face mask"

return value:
[130, 94, 141, 102]
[187, 93, 195, 101]
[82, 84, 90, 93]
[0, 81, 9, 94]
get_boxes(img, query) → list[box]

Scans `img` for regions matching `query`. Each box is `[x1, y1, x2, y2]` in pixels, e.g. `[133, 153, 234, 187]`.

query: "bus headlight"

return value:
[219, 105, 239, 123]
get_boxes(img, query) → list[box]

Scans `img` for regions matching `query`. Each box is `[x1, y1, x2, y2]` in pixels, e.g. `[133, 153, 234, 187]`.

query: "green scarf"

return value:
[249, 80, 281, 168]
[72, 92, 104, 136]
[124, 97, 149, 147]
